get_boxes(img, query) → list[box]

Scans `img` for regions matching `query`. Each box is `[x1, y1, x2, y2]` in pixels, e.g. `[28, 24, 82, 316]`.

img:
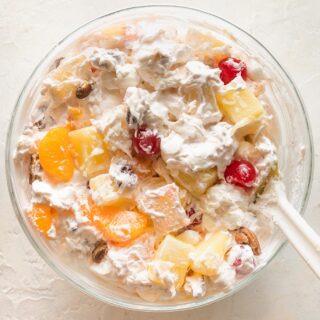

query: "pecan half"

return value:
[91, 240, 108, 263]
[54, 57, 64, 68]
[29, 153, 41, 184]
[234, 227, 261, 256]
[76, 81, 93, 99]
[33, 117, 46, 130]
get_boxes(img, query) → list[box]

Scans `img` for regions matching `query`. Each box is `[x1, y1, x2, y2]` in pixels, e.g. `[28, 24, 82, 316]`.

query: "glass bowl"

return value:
[5, 5, 313, 312]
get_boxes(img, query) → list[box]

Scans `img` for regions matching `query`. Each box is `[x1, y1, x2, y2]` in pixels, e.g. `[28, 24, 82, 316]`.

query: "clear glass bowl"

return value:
[6, 5, 313, 312]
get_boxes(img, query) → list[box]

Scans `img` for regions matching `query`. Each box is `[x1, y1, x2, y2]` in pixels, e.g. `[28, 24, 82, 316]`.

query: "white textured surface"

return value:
[1, 0, 320, 319]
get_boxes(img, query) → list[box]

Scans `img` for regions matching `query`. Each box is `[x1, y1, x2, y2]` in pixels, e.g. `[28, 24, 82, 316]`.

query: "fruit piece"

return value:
[39, 127, 74, 182]
[170, 168, 218, 197]
[202, 213, 218, 232]
[219, 57, 247, 85]
[68, 126, 109, 178]
[149, 235, 195, 289]
[98, 24, 137, 49]
[235, 141, 261, 163]
[191, 230, 231, 276]
[138, 183, 190, 235]
[89, 173, 134, 208]
[132, 127, 161, 157]
[216, 88, 264, 125]
[254, 164, 279, 199]
[67, 106, 91, 130]
[51, 56, 86, 82]
[104, 210, 148, 244]
[28, 203, 56, 238]
[87, 197, 145, 245]
[224, 159, 257, 188]
[49, 55, 88, 102]
[177, 230, 201, 245]
[185, 29, 229, 65]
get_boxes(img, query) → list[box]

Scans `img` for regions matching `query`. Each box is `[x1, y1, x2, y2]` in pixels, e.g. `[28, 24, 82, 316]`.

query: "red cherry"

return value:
[224, 159, 257, 188]
[219, 57, 247, 85]
[132, 127, 161, 157]
[186, 207, 203, 229]
[233, 257, 242, 267]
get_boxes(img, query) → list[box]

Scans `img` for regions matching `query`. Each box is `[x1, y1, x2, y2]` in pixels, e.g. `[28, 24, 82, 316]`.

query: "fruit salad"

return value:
[15, 17, 279, 301]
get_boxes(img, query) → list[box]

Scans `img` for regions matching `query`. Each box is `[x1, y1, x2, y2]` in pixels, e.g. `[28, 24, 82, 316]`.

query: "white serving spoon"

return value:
[260, 181, 320, 278]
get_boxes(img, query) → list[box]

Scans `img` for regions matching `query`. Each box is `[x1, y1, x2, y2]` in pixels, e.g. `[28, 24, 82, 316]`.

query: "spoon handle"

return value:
[273, 185, 320, 278]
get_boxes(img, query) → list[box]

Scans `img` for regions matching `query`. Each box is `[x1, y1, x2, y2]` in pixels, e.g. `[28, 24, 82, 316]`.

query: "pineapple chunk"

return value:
[138, 183, 190, 235]
[170, 168, 218, 197]
[48, 55, 88, 102]
[201, 213, 217, 232]
[51, 56, 86, 82]
[216, 88, 264, 125]
[177, 230, 201, 245]
[191, 231, 231, 276]
[69, 126, 109, 178]
[148, 235, 195, 289]
[89, 173, 134, 208]
[235, 141, 261, 163]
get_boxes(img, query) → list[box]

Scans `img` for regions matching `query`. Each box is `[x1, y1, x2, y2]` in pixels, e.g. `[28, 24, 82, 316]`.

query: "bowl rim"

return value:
[5, 4, 314, 312]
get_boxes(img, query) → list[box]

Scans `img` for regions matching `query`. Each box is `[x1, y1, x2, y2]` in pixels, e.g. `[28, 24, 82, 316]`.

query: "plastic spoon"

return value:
[260, 181, 320, 278]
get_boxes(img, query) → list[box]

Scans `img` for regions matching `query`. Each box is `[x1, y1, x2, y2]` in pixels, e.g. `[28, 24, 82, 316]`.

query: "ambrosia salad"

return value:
[16, 17, 279, 301]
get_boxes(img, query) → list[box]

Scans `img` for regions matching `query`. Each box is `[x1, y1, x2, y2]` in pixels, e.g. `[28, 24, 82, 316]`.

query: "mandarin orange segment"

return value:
[104, 210, 148, 244]
[28, 203, 56, 238]
[87, 199, 148, 245]
[86, 196, 148, 245]
[68, 126, 109, 178]
[39, 127, 74, 182]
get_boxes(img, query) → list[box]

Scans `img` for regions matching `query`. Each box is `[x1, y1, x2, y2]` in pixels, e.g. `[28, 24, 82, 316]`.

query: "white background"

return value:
[1, 1, 320, 319]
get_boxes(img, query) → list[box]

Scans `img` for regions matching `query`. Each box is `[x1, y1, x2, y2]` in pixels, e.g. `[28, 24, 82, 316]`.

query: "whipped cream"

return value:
[184, 274, 206, 298]
[226, 244, 256, 275]
[161, 119, 237, 175]
[92, 105, 132, 156]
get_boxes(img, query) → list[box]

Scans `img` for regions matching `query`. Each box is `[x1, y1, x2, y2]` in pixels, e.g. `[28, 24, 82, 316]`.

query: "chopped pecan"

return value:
[54, 57, 64, 68]
[76, 81, 93, 99]
[91, 240, 108, 263]
[29, 153, 41, 184]
[126, 109, 138, 128]
[234, 227, 261, 256]
[120, 163, 133, 174]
